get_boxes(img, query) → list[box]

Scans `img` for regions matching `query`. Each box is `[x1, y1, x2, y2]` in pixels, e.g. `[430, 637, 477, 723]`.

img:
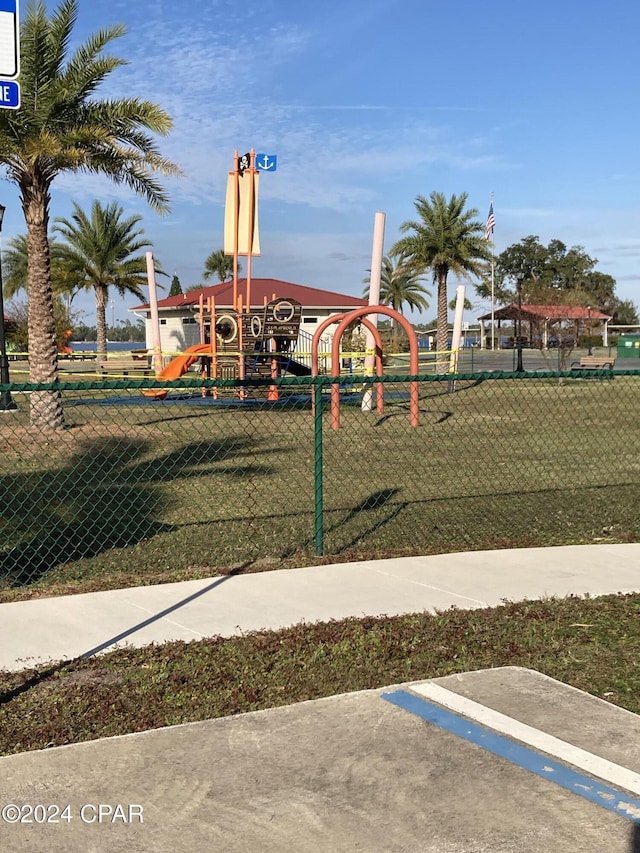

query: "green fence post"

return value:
[313, 377, 324, 555]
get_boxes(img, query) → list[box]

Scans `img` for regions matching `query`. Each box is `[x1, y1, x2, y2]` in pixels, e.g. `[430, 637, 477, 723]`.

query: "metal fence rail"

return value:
[1, 371, 639, 591]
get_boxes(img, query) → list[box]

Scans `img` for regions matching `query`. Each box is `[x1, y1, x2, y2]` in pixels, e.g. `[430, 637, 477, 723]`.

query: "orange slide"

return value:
[142, 343, 212, 400]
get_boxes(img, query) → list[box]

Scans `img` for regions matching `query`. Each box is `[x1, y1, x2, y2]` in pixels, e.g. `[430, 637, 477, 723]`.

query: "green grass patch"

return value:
[1, 592, 640, 756]
[1, 374, 639, 598]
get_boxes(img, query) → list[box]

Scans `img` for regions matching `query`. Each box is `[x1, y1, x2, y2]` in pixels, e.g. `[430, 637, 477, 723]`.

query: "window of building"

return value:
[304, 317, 318, 324]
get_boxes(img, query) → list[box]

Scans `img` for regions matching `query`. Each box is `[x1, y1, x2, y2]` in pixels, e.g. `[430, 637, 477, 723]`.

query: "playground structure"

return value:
[141, 151, 421, 422]
[142, 295, 307, 400]
[144, 150, 314, 400]
[311, 312, 385, 417]
[328, 305, 420, 429]
[58, 329, 73, 355]
[143, 300, 420, 432]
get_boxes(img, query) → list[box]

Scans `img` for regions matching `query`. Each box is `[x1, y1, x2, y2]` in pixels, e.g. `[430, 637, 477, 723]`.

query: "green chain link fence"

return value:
[1, 370, 639, 593]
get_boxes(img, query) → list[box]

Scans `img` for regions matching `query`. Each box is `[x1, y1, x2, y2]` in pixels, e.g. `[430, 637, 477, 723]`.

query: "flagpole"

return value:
[246, 148, 256, 315]
[490, 192, 495, 351]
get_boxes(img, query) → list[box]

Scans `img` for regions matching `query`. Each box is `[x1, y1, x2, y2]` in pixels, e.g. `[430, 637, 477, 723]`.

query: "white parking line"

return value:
[411, 682, 640, 796]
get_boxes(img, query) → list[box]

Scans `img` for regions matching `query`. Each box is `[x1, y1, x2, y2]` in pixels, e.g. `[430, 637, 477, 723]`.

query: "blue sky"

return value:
[3, 0, 640, 325]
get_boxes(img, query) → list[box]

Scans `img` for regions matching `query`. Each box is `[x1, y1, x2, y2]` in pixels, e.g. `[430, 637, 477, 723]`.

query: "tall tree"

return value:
[54, 201, 158, 358]
[0, 0, 180, 428]
[169, 273, 183, 296]
[2, 234, 79, 304]
[478, 235, 618, 313]
[392, 192, 490, 362]
[363, 252, 430, 343]
[203, 249, 241, 283]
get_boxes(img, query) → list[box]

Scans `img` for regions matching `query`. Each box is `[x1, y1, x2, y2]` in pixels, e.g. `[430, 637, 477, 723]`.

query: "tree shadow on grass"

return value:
[279, 488, 407, 559]
[0, 435, 262, 588]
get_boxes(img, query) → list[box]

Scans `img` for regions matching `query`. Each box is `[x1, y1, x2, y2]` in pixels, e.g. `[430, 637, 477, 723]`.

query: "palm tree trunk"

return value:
[95, 285, 108, 358]
[391, 298, 400, 349]
[436, 270, 449, 372]
[23, 182, 64, 429]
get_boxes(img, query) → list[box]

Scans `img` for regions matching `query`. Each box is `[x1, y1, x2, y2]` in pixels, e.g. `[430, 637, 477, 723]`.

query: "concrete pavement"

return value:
[3, 545, 640, 851]
[1, 542, 639, 672]
[2, 668, 640, 851]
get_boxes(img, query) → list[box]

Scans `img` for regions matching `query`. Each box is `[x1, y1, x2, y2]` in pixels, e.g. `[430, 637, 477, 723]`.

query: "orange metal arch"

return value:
[312, 312, 384, 376]
[311, 312, 385, 415]
[330, 306, 420, 429]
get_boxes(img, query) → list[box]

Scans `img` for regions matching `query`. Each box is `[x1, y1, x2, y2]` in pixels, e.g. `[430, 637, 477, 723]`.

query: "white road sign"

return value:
[0, 0, 19, 79]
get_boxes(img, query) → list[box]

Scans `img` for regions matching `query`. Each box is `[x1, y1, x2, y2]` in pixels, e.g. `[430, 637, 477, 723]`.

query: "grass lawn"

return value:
[1, 591, 640, 756]
[1, 373, 639, 757]
[1, 374, 639, 601]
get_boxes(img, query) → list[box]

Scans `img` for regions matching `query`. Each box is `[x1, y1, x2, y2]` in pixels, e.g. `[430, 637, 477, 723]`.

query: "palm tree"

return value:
[3, 234, 81, 307]
[392, 192, 490, 364]
[363, 252, 431, 343]
[203, 249, 241, 283]
[54, 201, 158, 358]
[0, 0, 180, 428]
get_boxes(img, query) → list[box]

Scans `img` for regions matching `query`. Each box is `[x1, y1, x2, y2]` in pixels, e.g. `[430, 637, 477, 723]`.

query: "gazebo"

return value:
[477, 304, 611, 349]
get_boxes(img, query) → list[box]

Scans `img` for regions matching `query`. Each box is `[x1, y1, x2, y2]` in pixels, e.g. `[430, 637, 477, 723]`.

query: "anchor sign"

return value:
[256, 153, 277, 172]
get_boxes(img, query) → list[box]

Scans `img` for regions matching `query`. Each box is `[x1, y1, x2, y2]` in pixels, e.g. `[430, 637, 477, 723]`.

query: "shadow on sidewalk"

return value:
[0, 564, 249, 706]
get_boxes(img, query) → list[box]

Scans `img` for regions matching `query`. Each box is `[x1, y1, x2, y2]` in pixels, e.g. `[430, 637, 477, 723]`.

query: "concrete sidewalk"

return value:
[1, 543, 639, 672]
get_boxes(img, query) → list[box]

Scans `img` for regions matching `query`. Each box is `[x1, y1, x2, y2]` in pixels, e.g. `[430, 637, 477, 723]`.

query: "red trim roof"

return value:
[132, 278, 368, 312]
[521, 304, 610, 320]
[478, 303, 611, 321]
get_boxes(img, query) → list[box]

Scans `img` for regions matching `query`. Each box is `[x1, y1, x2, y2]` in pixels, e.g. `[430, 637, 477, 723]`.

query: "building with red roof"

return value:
[130, 278, 369, 355]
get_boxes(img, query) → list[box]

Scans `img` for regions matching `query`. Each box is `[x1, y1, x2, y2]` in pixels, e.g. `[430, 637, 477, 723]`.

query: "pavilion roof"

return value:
[477, 304, 611, 322]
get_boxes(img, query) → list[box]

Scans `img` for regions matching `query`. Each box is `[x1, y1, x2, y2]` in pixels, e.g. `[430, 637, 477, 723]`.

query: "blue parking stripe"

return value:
[382, 689, 640, 823]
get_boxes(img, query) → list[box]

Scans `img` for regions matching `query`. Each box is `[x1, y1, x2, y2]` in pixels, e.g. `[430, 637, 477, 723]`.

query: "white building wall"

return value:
[145, 308, 345, 352]
[145, 312, 200, 361]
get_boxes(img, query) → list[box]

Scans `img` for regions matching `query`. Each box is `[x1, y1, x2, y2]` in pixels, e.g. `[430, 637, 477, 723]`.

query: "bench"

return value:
[98, 357, 153, 377]
[62, 352, 96, 361]
[570, 355, 615, 376]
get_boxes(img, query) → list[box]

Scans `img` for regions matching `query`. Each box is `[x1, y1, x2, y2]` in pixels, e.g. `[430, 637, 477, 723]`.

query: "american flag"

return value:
[485, 202, 495, 241]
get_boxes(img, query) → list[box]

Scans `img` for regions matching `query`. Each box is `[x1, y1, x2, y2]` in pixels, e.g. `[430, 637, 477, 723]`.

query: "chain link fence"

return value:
[1, 370, 639, 592]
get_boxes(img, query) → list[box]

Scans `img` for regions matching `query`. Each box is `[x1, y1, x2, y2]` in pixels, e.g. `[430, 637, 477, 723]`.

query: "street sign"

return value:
[0, 0, 19, 79]
[256, 153, 277, 172]
[0, 78, 18, 108]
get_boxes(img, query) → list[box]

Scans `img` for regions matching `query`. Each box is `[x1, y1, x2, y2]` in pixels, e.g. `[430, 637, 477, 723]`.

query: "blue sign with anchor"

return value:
[256, 154, 277, 172]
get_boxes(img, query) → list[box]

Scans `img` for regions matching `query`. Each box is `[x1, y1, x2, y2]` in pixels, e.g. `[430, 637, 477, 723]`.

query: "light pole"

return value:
[0, 203, 17, 411]
[515, 270, 525, 373]
[586, 304, 592, 356]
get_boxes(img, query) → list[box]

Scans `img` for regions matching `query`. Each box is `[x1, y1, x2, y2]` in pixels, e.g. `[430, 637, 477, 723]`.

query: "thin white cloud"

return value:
[57, 6, 506, 215]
